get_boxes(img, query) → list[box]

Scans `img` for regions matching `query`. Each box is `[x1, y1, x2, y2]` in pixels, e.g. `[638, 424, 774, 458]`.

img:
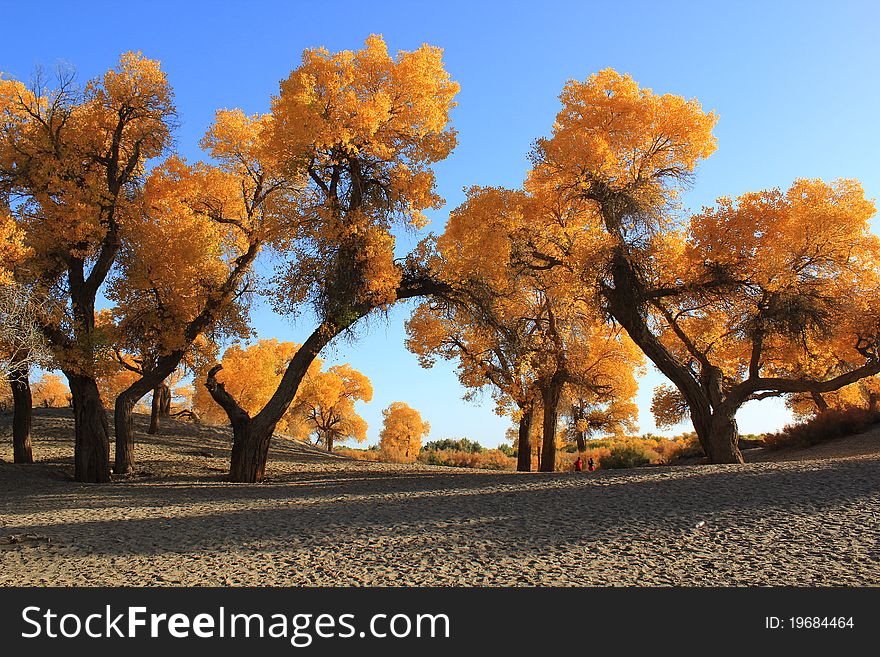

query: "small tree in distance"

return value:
[379, 402, 430, 463]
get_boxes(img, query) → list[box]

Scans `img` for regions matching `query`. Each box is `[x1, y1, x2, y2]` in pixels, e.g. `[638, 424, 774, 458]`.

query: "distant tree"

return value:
[422, 438, 484, 453]
[31, 373, 71, 408]
[379, 402, 430, 463]
[290, 364, 371, 452]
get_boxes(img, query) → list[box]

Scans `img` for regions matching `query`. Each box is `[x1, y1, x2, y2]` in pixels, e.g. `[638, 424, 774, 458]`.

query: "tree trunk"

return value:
[575, 429, 586, 453]
[539, 376, 564, 472]
[148, 386, 161, 435]
[811, 391, 829, 413]
[327, 434, 334, 453]
[147, 382, 172, 435]
[209, 275, 444, 482]
[113, 375, 158, 475]
[516, 405, 533, 472]
[159, 383, 171, 416]
[229, 421, 274, 483]
[66, 373, 111, 483]
[114, 392, 136, 475]
[9, 362, 33, 464]
[693, 409, 743, 464]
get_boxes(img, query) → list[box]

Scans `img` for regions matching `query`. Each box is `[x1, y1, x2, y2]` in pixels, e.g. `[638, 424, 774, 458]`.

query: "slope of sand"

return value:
[1, 408, 878, 586]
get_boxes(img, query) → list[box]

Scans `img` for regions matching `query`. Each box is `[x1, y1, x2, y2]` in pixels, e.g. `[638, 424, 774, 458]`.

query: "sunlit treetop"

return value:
[267, 35, 460, 315]
[0, 52, 175, 270]
[529, 68, 718, 231]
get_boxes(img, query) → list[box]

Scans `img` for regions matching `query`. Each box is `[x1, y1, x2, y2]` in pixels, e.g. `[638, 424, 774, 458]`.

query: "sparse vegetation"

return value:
[764, 407, 880, 450]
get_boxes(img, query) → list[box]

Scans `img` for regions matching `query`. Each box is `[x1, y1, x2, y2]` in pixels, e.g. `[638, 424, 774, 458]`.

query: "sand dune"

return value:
[1, 408, 878, 586]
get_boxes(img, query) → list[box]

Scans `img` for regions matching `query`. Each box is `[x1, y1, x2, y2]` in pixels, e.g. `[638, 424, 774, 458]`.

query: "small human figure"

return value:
[587, 457, 595, 472]
[574, 456, 583, 472]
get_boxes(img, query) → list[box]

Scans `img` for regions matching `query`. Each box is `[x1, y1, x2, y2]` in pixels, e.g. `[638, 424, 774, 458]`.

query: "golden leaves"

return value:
[266, 35, 458, 314]
[533, 68, 718, 193]
[292, 363, 373, 447]
[0, 211, 29, 284]
[379, 401, 430, 462]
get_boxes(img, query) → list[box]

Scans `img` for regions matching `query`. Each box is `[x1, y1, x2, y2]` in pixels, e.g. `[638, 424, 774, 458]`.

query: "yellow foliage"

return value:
[379, 401, 430, 463]
[268, 35, 459, 314]
[31, 373, 70, 408]
[0, 212, 29, 284]
[192, 339, 319, 432]
[288, 363, 372, 450]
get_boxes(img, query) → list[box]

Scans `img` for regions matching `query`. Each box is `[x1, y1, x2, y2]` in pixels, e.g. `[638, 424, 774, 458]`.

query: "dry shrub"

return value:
[556, 448, 611, 472]
[600, 442, 658, 469]
[418, 449, 515, 470]
[764, 407, 880, 450]
[336, 448, 383, 462]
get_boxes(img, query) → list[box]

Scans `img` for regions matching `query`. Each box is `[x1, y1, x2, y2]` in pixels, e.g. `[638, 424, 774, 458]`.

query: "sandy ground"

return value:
[1, 408, 878, 586]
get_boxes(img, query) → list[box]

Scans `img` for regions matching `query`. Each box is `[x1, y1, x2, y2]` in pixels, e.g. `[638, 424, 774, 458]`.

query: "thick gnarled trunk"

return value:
[67, 373, 111, 483]
[10, 362, 33, 464]
[229, 419, 275, 483]
[692, 408, 743, 464]
[516, 404, 533, 472]
[114, 372, 165, 475]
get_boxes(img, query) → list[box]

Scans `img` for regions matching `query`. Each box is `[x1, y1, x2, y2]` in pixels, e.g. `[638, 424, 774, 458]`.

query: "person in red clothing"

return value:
[574, 456, 583, 472]
[587, 457, 595, 472]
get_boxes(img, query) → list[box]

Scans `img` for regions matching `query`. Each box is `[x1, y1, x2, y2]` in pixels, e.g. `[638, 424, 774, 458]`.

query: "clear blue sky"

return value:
[3, 0, 879, 447]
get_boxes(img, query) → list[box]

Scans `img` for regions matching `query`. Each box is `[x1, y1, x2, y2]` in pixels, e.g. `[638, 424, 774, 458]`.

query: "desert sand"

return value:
[1, 408, 878, 586]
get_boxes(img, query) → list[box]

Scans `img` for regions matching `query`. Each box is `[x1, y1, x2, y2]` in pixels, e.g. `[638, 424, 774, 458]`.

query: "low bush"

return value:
[418, 449, 515, 470]
[336, 447, 383, 462]
[555, 447, 611, 472]
[422, 438, 484, 453]
[600, 442, 657, 469]
[763, 406, 880, 449]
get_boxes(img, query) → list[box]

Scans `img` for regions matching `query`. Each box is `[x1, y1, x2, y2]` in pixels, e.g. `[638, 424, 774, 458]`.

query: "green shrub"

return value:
[600, 442, 655, 469]
[422, 437, 484, 453]
[496, 443, 517, 457]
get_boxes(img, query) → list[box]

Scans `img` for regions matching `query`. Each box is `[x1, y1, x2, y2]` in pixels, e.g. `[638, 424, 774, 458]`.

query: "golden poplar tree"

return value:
[204, 35, 459, 481]
[379, 401, 430, 463]
[528, 69, 880, 462]
[0, 54, 176, 481]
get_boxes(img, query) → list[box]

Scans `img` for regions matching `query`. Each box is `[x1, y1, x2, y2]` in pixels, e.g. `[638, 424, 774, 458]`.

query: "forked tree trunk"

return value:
[210, 276, 446, 482]
[229, 420, 274, 483]
[114, 372, 166, 475]
[10, 362, 33, 464]
[516, 405, 533, 472]
[66, 373, 112, 483]
[539, 376, 564, 472]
